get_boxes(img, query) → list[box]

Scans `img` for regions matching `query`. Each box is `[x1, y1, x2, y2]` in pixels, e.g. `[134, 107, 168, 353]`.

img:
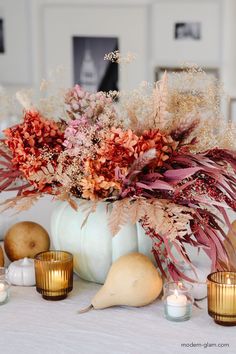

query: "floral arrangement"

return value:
[1, 59, 236, 282]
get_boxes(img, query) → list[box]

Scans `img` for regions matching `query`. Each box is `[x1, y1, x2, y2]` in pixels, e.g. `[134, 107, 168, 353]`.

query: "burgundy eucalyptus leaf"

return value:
[164, 167, 201, 182]
[137, 180, 173, 191]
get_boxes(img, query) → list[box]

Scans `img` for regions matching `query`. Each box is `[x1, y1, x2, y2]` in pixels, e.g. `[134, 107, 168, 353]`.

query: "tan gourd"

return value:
[0, 245, 4, 267]
[4, 221, 50, 261]
[91, 253, 163, 309]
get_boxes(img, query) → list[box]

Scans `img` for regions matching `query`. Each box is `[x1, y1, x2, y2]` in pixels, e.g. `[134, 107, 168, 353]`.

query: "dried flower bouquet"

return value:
[0, 60, 236, 281]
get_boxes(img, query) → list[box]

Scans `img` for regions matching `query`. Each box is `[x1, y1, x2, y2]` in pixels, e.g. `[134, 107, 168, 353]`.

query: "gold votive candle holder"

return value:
[207, 271, 236, 326]
[34, 251, 73, 301]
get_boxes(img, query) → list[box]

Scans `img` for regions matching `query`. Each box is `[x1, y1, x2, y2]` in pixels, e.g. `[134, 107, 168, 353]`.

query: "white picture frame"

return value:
[0, 0, 31, 85]
[152, 0, 222, 68]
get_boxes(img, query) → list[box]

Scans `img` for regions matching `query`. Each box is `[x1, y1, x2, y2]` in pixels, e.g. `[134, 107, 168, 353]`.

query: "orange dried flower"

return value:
[4, 110, 64, 187]
[77, 128, 177, 200]
[98, 127, 139, 165]
[79, 160, 121, 200]
[136, 129, 177, 166]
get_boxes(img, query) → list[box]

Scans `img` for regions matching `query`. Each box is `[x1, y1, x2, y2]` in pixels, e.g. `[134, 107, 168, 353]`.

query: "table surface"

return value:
[0, 275, 235, 354]
[0, 193, 236, 354]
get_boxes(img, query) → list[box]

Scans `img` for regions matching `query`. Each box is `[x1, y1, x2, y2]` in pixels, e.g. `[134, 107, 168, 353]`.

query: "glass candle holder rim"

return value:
[34, 250, 73, 263]
[164, 281, 194, 292]
[207, 271, 236, 285]
[0, 278, 11, 290]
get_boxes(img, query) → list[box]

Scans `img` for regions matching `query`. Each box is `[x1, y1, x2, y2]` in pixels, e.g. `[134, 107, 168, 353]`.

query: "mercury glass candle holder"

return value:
[0, 276, 11, 305]
[207, 271, 236, 326]
[34, 251, 73, 301]
[163, 281, 194, 322]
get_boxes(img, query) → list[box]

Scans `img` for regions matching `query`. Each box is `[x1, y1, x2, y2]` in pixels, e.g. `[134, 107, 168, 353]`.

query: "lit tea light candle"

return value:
[224, 275, 235, 313]
[166, 289, 188, 318]
[50, 270, 67, 291]
[164, 281, 193, 321]
[207, 271, 236, 325]
[0, 282, 8, 303]
[35, 251, 73, 300]
[226, 275, 231, 285]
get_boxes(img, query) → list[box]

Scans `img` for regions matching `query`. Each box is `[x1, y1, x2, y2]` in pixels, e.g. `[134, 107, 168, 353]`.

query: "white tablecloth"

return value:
[0, 276, 235, 354]
[0, 193, 236, 354]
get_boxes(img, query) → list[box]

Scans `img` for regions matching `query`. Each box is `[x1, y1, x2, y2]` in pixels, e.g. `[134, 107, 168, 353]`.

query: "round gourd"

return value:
[0, 245, 4, 267]
[4, 221, 50, 261]
[91, 253, 163, 309]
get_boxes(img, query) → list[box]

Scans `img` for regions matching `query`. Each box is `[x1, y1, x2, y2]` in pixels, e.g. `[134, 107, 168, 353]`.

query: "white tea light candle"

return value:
[0, 283, 7, 302]
[0, 279, 10, 305]
[166, 289, 187, 318]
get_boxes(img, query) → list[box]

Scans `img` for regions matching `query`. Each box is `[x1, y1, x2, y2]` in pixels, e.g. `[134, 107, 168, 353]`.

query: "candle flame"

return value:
[225, 274, 232, 285]
[178, 281, 184, 290]
[174, 289, 179, 297]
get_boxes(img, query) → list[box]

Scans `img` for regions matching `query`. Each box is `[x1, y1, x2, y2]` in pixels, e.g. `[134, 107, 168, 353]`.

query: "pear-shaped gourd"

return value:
[91, 253, 163, 309]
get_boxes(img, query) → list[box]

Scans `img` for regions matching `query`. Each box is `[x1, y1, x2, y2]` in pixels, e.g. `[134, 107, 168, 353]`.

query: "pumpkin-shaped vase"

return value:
[51, 200, 153, 284]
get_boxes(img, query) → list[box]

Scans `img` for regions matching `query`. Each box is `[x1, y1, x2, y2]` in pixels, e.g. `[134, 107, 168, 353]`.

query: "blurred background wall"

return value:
[0, 0, 236, 118]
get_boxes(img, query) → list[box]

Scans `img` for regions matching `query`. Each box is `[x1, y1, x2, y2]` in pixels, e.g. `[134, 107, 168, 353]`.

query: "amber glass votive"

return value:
[207, 271, 236, 326]
[35, 251, 73, 300]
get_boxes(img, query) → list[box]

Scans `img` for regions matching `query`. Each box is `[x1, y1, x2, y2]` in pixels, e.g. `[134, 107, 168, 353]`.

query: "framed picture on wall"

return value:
[0, 18, 4, 53]
[174, 22, 201, 41]
[152, 0, 221, 66]
[73, 36, 119, 93]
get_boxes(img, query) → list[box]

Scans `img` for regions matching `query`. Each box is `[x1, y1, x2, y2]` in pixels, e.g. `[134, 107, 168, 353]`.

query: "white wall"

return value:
[0, 0, 32, 90]
[0, 0, 236, 98]
[221, 0, 236, 96]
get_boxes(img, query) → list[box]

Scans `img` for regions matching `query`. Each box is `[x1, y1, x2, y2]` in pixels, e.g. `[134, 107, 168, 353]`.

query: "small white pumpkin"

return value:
[7, 257, 35, 286]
